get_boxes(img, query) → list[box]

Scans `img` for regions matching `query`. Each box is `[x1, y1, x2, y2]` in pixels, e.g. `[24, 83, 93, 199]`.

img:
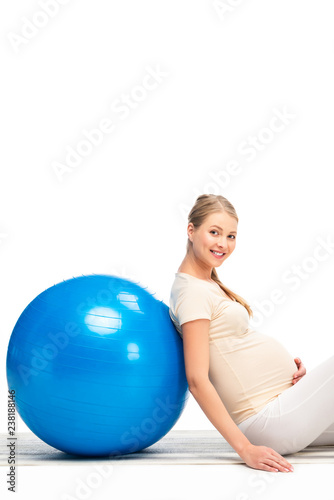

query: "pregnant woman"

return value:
[169, 193, 334, 472]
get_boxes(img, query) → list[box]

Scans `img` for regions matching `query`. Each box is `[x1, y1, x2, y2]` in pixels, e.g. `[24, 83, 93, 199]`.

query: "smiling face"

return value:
[187, 211, 238, 272]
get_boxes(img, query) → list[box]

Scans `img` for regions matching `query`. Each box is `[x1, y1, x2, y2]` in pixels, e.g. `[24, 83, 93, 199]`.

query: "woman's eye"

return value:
[210, 231, 236, 239]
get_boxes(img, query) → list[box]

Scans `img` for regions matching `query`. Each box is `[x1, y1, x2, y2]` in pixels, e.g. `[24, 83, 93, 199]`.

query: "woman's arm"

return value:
[189, 379, 251, 455]
[182, 319, 294, 472]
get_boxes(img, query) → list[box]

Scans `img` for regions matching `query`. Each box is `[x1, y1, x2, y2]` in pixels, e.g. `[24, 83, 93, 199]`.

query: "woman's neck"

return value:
[177, 256, 213, 282]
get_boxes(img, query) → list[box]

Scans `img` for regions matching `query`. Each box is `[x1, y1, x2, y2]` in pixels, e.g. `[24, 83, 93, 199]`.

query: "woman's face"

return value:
[188, 211, 238, 270]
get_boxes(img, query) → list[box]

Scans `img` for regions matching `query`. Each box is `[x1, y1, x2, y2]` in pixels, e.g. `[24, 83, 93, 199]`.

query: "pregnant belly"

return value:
[209, 330, 297, 413]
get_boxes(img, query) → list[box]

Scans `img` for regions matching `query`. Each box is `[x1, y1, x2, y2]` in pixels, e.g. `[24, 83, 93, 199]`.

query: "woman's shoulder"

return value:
[172, 272, 210, 288]
[170, 273, 217, 301]
[173, 272, 219, 287]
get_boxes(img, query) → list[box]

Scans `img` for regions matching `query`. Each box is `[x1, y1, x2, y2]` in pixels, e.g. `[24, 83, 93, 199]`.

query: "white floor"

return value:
[3, 464, 334, 500]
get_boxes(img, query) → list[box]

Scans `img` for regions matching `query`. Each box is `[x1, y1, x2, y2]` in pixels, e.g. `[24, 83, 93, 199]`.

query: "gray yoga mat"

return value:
[1, 430, 333, 466]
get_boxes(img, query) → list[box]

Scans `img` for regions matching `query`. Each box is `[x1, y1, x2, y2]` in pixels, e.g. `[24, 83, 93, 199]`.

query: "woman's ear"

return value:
[187, 223, 194, 242]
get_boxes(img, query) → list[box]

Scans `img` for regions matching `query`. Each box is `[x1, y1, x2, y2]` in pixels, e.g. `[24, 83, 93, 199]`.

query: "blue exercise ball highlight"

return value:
[6, 274, 189, 457]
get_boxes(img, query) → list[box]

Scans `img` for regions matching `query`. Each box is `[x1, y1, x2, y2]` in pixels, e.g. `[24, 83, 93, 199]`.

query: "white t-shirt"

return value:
[169, 272, 296, 425]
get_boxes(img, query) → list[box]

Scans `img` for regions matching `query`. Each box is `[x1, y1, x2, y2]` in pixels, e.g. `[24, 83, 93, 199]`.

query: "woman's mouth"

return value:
[210, 250, 226, 259]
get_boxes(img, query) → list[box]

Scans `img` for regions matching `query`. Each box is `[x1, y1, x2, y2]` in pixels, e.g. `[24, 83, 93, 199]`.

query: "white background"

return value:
[1, 1, 334, 497]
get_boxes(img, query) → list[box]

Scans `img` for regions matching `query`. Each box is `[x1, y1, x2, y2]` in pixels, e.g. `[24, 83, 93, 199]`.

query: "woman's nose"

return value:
[218, 237, 228, 248]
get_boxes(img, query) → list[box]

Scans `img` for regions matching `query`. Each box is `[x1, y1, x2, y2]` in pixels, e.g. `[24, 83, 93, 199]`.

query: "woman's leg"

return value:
[308, 421, 334, 446]
[238, 354, 334, 455]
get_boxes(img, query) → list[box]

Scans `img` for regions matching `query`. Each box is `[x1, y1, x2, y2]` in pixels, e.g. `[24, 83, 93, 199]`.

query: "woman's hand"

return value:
[293, 357, 306, 384]
[239, 443, 294, 473]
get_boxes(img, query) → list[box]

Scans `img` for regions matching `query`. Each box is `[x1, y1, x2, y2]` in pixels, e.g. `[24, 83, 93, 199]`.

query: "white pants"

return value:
[237, 354, 334, 455]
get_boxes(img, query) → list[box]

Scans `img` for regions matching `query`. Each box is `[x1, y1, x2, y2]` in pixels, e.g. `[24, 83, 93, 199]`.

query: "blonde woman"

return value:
[169, 194, 334, 472]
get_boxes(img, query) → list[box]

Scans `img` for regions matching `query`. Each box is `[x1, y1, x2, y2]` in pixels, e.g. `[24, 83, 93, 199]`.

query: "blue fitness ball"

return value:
[6, 274, 189, 457]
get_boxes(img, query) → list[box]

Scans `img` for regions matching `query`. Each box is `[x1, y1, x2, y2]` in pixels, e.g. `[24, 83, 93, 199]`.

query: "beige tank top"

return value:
[169, 272, 296, 425]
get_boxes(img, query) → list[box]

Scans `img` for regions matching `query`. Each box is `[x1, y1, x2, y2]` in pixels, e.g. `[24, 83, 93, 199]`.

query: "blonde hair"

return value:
[186, 194, 253, 318]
